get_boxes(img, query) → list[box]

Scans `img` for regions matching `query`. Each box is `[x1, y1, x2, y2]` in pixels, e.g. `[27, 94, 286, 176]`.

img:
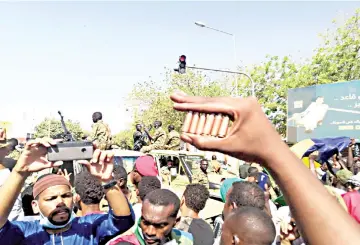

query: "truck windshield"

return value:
[114, 156, 139, 173]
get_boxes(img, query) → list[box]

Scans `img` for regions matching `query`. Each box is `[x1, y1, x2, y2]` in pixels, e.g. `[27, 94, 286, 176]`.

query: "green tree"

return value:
[34, 118, 85, 140]
[309, 9, 360, 83]
[113, 129, 134, 149]
[128, 69, 231, 132]
[236, 9, 360, 136]
[236, 55, 302, 135]
[127, 9, 360, 138]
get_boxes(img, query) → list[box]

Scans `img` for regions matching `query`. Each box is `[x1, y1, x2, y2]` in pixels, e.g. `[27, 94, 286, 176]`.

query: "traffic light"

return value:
[174, 55, 186, 74]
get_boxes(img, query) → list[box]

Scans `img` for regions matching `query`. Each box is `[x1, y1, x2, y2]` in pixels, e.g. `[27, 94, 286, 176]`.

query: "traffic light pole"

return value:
[186, 66, 255, 97]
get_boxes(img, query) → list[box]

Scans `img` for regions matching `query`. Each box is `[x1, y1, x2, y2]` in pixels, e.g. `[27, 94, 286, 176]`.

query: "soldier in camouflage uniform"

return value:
[140, 120, 167, 153]
[5, 138, 21, 161]
[133, 124, 147, 151]
[164, 125, 180, 151]
[0, 138, 10, 157]
[88, 112, 112, 150]
[192, 159, 209, 189]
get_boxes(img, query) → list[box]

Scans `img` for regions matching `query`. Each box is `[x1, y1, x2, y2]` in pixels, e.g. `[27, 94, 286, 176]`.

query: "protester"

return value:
[342, 191, 360, 224]
[345, 174, 360, 192]
[170, 92, 360, 244]
[136, 189, 193, 244]
[177, 184, 214, 245]
[20, 184, 40, 221]
[130, 155, 159, 188]
[0, 138, 134, 244]
[239, 162, 251, 179]
[247, 166, 259, 176]
[214, 181, 266, 244]
[74, 168, 105, 216]
[221, 207, 276, 245]
[113, 165, 133, 201]
[219, 178, 243, 203]
[224, 181, 266, 219]
[108, 176, 162, 245]
[0, 139, 24, 221]
[132, 176, 161, 230]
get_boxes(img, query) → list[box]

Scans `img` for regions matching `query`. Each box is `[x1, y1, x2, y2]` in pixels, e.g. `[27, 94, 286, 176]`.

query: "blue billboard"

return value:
[287, 80, 360, 143]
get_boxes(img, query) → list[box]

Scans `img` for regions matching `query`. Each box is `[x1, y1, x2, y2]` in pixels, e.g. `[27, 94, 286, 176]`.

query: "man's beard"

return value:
[48, 206, 71, 226]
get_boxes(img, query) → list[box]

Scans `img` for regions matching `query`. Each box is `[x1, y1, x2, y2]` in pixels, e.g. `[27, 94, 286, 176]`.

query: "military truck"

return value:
[148, 150, 237, 220]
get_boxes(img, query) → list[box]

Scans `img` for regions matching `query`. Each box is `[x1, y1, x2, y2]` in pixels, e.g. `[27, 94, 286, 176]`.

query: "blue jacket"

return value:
[0, 209, 134, 245]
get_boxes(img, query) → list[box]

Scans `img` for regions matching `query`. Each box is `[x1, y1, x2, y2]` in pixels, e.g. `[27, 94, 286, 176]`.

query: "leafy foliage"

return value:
[237, 9, 360, 136]
[124, 9, 360, 138]
[127, 69, 231, 133]
[113, 129, 134, 149]
[34, 118, 85, 140]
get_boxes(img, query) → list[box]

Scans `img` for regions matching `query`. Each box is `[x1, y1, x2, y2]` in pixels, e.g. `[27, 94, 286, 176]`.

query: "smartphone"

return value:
[47, 141, 93, 162]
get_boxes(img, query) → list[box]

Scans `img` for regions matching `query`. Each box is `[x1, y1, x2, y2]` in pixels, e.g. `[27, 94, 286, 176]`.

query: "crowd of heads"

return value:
[5, 126, 360, 245]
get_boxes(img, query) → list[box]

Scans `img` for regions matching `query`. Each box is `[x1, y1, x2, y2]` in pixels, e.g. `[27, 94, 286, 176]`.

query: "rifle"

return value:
[58, 111, 75, 142]
[56, 111, 80, 182]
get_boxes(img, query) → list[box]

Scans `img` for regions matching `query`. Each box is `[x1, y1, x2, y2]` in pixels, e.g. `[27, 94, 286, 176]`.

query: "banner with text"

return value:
[287, 80, 360, 143]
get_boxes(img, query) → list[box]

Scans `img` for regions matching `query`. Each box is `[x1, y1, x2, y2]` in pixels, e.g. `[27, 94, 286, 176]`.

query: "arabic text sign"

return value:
[287, 80, 360, 143]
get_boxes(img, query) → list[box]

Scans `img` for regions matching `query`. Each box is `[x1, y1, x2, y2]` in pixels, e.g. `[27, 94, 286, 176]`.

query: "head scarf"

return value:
[135, 155, 159, 177]
[342, 191, 360, 224]
[347, 174, 360, 187]
[336, 169, 353, 185]
[220, 178, 242, 203]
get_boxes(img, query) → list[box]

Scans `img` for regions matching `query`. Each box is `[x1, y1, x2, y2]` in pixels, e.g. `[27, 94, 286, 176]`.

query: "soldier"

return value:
[133, 124, 147, 151]
[192, 159, 209, 189]
[119, 140, 131, 150]
[160, 157, 174, 185]
[140, 120, 167, 153]
[6, 138, 21, 161]
[88, 112, 112, 150]
[164, 125, 180, 151]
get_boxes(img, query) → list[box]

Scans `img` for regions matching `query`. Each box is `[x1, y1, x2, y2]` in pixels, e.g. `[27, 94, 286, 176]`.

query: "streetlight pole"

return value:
[195, 21, 238, 97]
[186, 65, 254, 96]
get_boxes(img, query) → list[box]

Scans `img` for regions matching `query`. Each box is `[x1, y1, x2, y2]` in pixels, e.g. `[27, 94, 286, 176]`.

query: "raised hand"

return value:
[13, 138, 63, 175]
[78, 149, 114, 182]
[170, 92, 282, 164]
[57, 168, 72, 182]
[280, 219, 300, 242]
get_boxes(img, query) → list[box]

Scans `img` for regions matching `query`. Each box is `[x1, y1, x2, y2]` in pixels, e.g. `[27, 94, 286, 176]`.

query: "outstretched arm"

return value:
[0, 138, 61, 228]
[170, 92, 360, 245]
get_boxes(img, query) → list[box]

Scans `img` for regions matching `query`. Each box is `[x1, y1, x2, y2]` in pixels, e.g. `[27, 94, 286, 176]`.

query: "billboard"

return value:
[287, 80, 360, 143]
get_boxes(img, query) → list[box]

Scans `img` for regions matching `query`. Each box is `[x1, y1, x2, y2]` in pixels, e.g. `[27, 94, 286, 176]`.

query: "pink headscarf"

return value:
[342, 191, 360, 224]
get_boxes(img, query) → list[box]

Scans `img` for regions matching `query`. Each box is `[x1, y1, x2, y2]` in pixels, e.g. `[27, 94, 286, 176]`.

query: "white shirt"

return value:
[0, 169, 24, 221]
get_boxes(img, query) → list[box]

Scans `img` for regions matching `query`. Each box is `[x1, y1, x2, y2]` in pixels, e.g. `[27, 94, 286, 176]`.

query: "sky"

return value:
[0, 1, 359, 137]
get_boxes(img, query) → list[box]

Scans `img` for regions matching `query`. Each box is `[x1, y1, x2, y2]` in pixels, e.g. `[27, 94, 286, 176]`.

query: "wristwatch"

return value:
[102, 180, 117, 190]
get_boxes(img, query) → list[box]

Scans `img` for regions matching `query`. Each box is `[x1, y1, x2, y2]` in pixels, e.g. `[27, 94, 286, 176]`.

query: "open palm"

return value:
[14, 138, 62, 174]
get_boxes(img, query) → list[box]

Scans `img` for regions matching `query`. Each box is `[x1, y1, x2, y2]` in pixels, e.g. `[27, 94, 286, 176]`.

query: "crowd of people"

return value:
[0, 93, 360, 245]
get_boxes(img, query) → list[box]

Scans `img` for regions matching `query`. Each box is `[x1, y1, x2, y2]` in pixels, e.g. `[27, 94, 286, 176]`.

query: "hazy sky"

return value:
[0, 1, 358, 136]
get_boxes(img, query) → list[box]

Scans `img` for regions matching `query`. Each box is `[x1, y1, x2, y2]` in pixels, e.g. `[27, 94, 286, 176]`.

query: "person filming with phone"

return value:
[0, 138, 134, 245]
